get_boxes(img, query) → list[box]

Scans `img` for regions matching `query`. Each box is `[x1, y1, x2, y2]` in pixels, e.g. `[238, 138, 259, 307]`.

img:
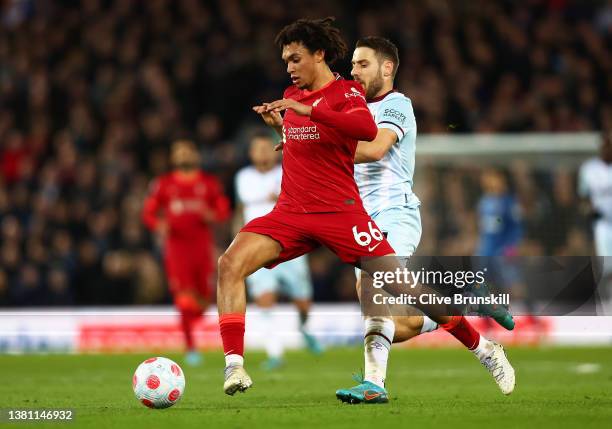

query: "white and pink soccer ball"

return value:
[133, 357, 186, 409]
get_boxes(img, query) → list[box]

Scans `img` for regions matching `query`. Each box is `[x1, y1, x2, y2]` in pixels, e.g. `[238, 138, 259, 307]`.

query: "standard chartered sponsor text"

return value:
[286, 125, 320, 141]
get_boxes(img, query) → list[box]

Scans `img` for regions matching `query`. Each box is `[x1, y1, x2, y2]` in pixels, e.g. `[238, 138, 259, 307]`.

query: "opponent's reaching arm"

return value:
[354, 128, 398, 163]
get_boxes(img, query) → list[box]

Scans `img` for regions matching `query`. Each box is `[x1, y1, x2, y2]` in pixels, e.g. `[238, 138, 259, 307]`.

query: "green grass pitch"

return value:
[1, 347, 611, 428]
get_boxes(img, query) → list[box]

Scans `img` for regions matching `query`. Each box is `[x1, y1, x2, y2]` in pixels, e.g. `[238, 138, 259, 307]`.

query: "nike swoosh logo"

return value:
[368, 242, 382, 252]
[363, 390, 383, 401]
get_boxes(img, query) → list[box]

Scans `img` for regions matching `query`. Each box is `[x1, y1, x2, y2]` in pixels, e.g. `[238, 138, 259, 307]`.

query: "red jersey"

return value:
[277, 75, 377, 214]
[142, 171, 230, 241]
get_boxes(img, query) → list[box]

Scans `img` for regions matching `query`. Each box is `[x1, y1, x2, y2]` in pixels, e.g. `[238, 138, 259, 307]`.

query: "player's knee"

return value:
[175, 293, 202, 315]
[218, 251, 241, 281]
[256, 292, 276, 308]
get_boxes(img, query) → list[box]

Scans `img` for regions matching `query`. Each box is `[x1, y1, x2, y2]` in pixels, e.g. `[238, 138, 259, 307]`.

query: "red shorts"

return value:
[164, 242, 213, 299]
[242, 208, 395, 268]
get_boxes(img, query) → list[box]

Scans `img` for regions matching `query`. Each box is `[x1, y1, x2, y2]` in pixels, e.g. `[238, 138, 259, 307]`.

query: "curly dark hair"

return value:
[274, 17, 348, 65]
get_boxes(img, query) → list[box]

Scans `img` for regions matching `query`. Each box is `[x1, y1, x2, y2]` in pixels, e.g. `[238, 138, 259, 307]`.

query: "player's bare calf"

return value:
[217, 232, 281, 394]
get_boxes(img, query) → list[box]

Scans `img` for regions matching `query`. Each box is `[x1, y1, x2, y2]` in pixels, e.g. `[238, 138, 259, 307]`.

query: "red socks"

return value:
[441, 315, 480, 350]
[180, 311, 200, 350]
[219, 314, 478, 358]
[219, 313, 245, 357]
[175, 294, 203, 351]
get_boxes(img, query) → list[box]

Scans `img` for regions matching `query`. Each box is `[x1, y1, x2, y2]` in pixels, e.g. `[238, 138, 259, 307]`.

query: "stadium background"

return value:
[1, 0, 610, 309]
[2, 3, 612, 428]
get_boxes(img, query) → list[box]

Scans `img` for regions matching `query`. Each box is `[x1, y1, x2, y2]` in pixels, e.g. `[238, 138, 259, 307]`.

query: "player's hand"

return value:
[252, 104, 283, 127]
[274, 141, 283, 151]
[266, 99, 312, 116]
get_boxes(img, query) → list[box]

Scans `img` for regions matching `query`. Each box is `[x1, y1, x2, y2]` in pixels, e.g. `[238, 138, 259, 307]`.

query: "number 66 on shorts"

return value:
[241, 208, 396, 268]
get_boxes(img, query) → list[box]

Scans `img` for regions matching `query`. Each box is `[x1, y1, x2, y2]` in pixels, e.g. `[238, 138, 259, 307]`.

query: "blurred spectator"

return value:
[46, 267, 73, 306]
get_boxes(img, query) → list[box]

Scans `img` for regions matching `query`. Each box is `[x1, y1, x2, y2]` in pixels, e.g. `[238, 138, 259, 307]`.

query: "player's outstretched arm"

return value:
[266, 98, 377, 141]
[253, 104, 283, 137]
[354, 128, 398, 163]
[310, 104, 377, 141]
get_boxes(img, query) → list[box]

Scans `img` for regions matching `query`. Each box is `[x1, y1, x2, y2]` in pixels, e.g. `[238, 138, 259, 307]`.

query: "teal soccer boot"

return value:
[336, 375, 389, 404]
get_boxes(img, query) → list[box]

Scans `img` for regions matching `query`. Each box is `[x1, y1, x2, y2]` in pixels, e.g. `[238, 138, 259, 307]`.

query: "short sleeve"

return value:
[377, 97, 416, 142]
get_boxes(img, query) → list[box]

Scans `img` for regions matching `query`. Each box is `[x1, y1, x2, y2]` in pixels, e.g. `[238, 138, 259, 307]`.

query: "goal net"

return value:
[413, 133, 600, 257]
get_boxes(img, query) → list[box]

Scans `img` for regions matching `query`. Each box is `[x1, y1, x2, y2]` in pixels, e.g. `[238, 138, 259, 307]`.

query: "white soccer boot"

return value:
[476, 341, 515, 395]
[223, 364, 253, 395]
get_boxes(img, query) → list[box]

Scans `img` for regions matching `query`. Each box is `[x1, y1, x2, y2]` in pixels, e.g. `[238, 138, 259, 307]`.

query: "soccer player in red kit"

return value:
[217, 17, 514, 397]
[143, 139, 230, 365]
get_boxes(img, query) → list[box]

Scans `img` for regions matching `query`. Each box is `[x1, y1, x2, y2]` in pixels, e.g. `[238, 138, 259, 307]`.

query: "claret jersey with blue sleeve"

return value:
[354, 91, 420, 216]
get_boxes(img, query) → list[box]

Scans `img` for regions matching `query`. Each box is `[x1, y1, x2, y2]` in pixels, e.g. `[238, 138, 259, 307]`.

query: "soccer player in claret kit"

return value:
[334, 37, 515, 403]
[142, 140, 231, 365]
[217, 17, 514, 397]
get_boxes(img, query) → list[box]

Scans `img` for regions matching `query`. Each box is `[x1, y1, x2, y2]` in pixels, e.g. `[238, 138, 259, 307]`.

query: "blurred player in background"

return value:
[477, 169, 523, 257]
[335, 37, 515, 403]
[142, 140, 231, 365]
[474, 168, 524, 323]
[579, 130, 612, 257]
[579, 130, 612, 303]
[234, 133, 322, 370]
[219, 18, 513, 398]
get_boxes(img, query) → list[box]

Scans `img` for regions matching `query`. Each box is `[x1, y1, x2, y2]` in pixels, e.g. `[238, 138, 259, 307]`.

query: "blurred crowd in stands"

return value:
[0, 0, 610, 305]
